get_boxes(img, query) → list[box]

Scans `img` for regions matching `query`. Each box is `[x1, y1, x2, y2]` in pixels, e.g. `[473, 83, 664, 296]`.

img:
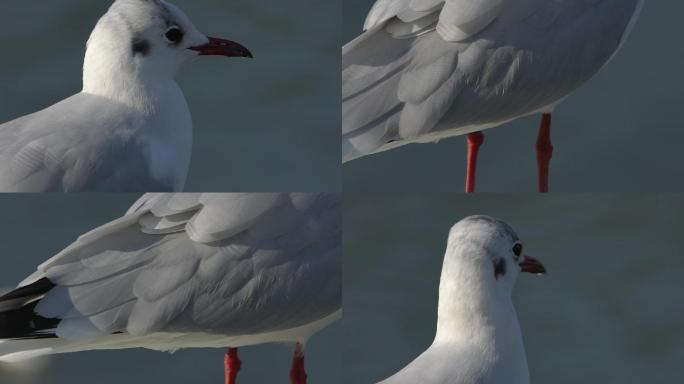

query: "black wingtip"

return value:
[0, 278, 55, 303]
[0, 301, 59, 340]
[0, 278, 59, 340]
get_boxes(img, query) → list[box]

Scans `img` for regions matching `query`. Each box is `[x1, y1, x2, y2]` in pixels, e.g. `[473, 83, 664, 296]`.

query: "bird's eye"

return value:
[165, 26, 184, 44]
[512, 243, 523, 259]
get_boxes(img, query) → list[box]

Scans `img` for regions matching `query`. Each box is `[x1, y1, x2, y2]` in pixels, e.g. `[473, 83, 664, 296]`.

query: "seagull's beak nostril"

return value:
[189, 36, 253, 58]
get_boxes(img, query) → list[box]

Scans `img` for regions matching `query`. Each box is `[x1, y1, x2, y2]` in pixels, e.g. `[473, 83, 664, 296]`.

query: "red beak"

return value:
[189, 37, 253, 58]
[519, 256, 546, 275]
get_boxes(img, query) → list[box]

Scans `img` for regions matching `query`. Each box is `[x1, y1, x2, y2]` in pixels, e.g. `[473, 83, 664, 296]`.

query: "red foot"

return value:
[224, 348, 242, 384]
[536, 114, 554, 193]
[290, 343, 307, 384]
[465, 131, 485, 193]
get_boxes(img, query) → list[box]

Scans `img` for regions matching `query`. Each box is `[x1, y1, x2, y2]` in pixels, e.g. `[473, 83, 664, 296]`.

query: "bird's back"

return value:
[378, 343, 491, 384]
[379, 339, 529, 384]
[343, 0, 643, 161]
[0, 92, 184, 192]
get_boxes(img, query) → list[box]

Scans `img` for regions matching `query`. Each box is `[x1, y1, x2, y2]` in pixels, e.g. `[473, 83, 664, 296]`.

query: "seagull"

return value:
[0, 193, 341, 384]
[343, 0, 644, 192]
[377, 215, 545, 384]
[0, 0, 252, 192]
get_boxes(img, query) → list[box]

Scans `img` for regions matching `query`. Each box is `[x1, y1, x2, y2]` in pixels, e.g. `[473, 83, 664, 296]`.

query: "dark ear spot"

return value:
[132, 38, 150, 56]
[494, 258, 506, 279]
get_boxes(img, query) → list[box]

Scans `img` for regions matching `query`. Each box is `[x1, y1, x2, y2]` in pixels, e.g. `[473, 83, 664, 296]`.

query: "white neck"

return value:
[81, 14, 177, 112]
[82, 54, 177, 112]
[434, 243, 518, 345]
[433, 243, 530, 383]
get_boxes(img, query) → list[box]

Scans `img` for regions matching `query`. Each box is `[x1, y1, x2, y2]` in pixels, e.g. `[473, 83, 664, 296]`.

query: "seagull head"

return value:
[435, 216, 546, 341]
[445, 215, 546, 294]
[83, 0, 252, 96]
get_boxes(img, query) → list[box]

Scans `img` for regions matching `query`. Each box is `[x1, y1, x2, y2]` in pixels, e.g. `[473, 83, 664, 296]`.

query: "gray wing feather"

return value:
[343, 0, 641, 161]
[31, 193, 341, 340]
[365, 0, 503, 41]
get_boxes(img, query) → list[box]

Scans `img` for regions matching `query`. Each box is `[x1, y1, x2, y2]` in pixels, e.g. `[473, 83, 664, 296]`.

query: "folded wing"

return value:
[1, 193, 341, 344]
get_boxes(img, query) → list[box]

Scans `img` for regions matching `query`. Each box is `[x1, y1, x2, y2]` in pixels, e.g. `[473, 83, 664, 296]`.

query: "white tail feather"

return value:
[0, 339, 62, 363]
[0, 334, 154, 363]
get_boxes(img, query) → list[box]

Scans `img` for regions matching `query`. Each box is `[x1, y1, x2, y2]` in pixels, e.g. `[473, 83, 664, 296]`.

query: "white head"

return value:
[82, 0, 252, 99]
[435, 215, 545, 342]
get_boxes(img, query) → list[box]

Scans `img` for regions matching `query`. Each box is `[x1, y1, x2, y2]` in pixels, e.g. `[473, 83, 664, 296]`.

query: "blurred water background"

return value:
[0, 0, 340, 191]
[0, 194, 341, 384]
[344, 194, 684, 383]
[342, 1, 684, 192]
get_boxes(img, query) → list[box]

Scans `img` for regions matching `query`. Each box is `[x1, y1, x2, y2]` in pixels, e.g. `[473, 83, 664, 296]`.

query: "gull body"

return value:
[379, 216, 545, 384]
[0, 193, 341, 381]
[0, 0, 251, 192]
[342, 0, 644, 162]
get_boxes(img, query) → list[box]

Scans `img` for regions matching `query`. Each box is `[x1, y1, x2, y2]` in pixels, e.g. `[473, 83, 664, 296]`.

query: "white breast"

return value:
[138, 83, 193, 191]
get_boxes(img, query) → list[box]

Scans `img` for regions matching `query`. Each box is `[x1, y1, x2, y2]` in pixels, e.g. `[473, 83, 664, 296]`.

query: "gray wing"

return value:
[0, 93, 174, 192]
[22, 193, 340, 340]
[343, 0, 641, 161]
[364, 0, 504, 41]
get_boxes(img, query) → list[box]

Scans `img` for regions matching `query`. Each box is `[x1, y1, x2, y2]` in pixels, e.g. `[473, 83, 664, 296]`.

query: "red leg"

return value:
[224, 348, 242, 384]
[465, 131, 485, 193]
[290, 343, 307, 384]
[536, 113, 554, 193]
